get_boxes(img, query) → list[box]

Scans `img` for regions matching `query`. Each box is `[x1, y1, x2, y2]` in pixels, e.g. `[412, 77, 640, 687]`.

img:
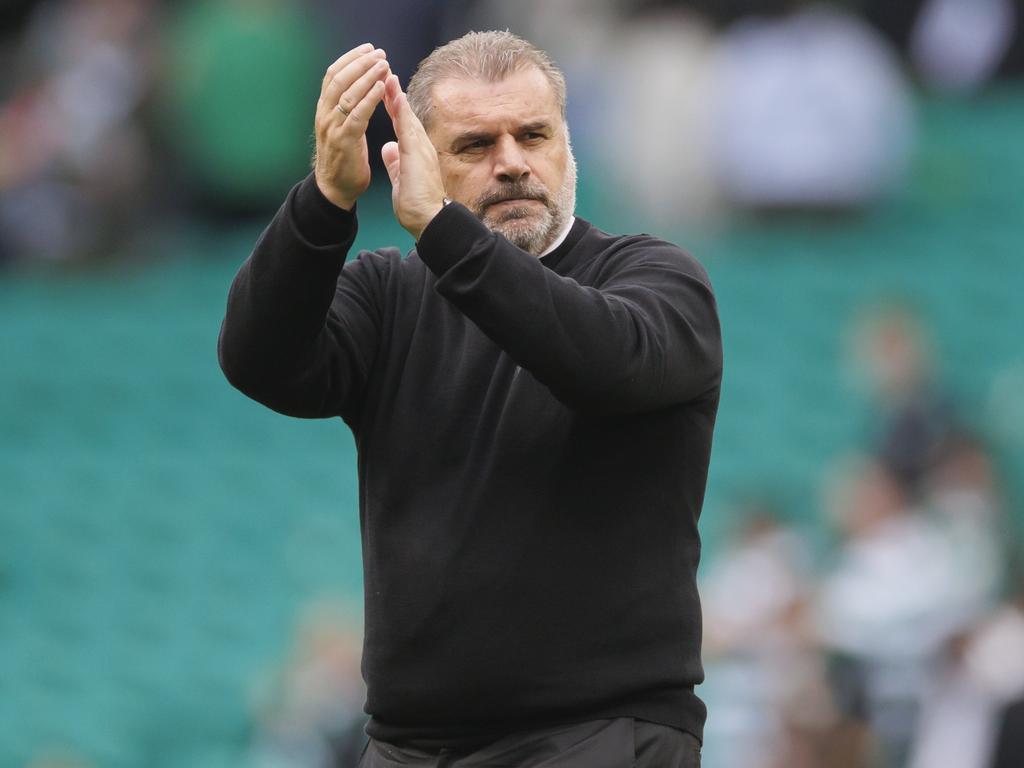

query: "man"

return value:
[219, 30, 721, 767]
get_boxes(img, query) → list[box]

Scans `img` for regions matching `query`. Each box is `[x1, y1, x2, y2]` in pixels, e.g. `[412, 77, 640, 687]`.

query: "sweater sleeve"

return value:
[217, 173, 385, 421]
[415, 203, 722, 414]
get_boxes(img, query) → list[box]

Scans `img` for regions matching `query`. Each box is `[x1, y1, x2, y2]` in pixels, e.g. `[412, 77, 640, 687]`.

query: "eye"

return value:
[522, 132, 546, 143]
[459, 139, 492, 153]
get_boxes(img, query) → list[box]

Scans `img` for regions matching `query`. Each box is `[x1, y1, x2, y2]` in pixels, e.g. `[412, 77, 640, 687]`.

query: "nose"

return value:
[493, 135, 529, 183]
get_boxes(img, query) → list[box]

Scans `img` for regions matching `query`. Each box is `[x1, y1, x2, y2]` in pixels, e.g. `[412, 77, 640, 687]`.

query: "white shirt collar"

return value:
[539, 216, 576, 259]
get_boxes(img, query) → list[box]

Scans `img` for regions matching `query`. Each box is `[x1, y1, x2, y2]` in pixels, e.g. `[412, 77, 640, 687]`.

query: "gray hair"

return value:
[406, 30, 567, 130]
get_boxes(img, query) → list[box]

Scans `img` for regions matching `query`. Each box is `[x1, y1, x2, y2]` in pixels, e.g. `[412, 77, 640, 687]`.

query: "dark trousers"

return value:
[357, 717, 701, 767]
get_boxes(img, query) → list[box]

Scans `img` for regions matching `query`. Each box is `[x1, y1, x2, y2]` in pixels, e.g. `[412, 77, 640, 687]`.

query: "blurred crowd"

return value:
[3, 2, 1022, 768]
[700, 306, 1024, 768]
[1, 0, 1023, 265]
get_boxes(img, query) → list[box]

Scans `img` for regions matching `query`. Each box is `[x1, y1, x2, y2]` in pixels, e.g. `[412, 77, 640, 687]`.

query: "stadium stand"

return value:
[2, 90, 1023, 767]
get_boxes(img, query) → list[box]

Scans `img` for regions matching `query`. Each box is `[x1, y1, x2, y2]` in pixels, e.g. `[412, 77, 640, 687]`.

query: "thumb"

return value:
[381, 141, 400, 186]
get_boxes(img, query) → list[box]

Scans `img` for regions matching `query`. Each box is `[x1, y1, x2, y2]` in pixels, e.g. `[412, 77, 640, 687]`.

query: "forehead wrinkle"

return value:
[437, 100, 551, 129]
[450, 116, 555, 138]
[429, 70, 561, 138]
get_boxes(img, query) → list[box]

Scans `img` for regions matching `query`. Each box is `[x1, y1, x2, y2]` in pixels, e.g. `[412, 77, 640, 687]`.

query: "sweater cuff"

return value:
[292, 172, 358, 248]
[415, 201, 494, 275]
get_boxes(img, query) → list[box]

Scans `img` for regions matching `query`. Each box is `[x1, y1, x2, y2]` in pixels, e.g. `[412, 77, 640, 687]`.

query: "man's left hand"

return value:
[381, 74, 447, 241]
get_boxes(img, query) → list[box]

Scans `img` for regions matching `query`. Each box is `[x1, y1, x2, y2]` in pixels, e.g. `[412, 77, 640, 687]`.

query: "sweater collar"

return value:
[539, 216, 576, 258]
[539, 216, 589, 271]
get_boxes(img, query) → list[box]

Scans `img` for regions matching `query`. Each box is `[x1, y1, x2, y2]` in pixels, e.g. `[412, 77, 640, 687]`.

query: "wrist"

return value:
[411, 198, 448, 241]
[315, 179, 357, 212]
[325, 192, 358, 213]
[296, 173, 358, 248]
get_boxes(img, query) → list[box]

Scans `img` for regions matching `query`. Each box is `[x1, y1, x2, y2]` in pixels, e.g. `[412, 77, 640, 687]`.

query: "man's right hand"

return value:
[313, 44, 390, 211]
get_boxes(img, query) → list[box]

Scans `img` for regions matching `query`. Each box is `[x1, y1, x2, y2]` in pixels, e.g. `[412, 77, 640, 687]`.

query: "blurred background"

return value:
[2, 0, 1023, 766]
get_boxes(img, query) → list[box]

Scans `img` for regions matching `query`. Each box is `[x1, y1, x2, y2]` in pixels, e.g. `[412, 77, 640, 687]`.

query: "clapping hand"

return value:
[313, 44, 390, 211]
[380, 74, 447, 241]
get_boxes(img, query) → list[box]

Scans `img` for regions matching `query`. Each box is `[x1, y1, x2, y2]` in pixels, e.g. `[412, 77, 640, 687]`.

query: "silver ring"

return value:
[335, 104, 350, 117]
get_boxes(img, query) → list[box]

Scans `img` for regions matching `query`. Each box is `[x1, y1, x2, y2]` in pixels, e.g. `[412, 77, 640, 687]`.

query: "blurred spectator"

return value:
[711, 2, 913, 213]
[851, 303, 960, 499]
[158, 0, 326, 221]
[908, 0, 1020, 92]
[246, 598, 366, 768]
[908, 589, 1024, 768]
[925, 431, 1006, 613]
[703, 504, 813, 659]
[862, 0, 1024, 90]
[596, 7, 723, 226]
[0, 0, 161, 264]
[984, 573, 1024, 768]
[817, 455, 974, 768]
[701, 504, 869, 768]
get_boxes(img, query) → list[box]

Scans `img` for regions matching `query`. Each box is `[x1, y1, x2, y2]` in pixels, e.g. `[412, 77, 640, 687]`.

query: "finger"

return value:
[338, 79, 387, 139]
[320, 48, 387, 117]
[320, 43, 374, 92]
[383, 73, 402, 124]
[333, 59, 389, 122]
[381, 141, 400, 186]
[385, 76, 429, 146]
[321, 48, 386, 110]
[393, 90, 423, 149]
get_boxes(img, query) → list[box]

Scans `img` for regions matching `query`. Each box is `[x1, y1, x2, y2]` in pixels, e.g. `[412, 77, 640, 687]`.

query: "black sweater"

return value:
[219, 174, 723, 748]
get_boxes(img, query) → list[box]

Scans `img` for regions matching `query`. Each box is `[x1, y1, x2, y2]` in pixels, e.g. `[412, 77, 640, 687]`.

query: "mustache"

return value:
[476, 183, 549, 210]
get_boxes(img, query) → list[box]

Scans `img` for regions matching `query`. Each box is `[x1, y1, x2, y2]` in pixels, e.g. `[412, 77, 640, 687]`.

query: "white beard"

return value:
[476, 142, 577, 256]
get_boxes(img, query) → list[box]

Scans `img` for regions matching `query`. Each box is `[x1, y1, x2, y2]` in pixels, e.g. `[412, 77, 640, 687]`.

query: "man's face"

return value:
[426, 66, 576, 256]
